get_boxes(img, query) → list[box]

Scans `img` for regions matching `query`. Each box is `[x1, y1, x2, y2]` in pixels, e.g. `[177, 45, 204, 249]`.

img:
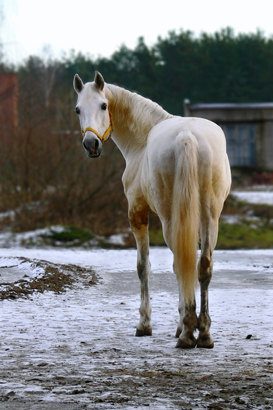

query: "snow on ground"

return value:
[232, 189, 273, 205]
[0, 257, 46, 283]
[0, 247, 272, 409]
[0, 248, 272, 282]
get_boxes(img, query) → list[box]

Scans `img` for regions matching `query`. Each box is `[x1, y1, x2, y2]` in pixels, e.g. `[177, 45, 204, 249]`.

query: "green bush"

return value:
[49, 226, 94, 244]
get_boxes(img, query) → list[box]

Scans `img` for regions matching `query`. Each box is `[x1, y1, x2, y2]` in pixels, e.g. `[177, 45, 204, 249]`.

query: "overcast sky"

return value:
[1, 0, 273, 64]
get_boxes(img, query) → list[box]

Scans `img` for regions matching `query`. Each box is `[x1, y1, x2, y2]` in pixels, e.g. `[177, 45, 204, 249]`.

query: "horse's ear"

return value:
[94, 71, 104, 91]
[73, 74, 84, 94]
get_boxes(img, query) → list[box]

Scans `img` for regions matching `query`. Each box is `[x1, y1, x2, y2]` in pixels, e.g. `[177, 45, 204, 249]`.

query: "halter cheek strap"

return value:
[81, 113, 113, 143]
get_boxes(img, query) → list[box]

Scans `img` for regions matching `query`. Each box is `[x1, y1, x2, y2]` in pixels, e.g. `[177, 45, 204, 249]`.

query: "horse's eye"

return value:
[101, 102, 107, 111]
[75, 106, 80, 115]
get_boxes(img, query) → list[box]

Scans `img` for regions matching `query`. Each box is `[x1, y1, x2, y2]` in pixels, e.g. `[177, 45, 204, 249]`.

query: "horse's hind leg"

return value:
[175, 273, 198, 348]
[197, 254, 214, 348]
[197, 215, 219, 348]
[162, 220, 198, 348]
[174, 268, 196, 344]
[129, 204, 152, 336]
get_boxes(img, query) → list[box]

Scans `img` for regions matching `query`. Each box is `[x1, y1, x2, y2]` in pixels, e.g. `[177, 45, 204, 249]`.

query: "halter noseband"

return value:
[81, 113, 113, 143]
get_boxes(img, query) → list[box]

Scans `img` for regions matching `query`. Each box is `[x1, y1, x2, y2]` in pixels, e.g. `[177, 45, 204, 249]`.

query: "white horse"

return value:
[73, 71, 231, 348]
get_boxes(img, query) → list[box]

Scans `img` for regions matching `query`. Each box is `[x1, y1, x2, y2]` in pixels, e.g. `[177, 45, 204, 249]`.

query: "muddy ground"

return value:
[0, 249, 272, 409]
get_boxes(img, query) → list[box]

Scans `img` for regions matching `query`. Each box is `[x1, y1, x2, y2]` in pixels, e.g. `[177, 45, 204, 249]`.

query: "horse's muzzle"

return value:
[82, 135, 102, 158]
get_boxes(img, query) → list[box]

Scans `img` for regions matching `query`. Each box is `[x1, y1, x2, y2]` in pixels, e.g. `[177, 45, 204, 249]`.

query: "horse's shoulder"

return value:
[122, 154, 145, 193]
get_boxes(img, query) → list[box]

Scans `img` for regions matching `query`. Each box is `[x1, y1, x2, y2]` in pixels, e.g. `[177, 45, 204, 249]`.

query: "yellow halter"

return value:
[81, 113, 113, 143]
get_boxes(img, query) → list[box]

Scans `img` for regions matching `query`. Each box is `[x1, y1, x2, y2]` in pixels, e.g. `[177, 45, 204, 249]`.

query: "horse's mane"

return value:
[106, 84, 172, 144]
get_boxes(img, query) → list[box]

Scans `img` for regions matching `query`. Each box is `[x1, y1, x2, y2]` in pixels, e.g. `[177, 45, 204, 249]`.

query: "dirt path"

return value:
[0, 249, 272, 409]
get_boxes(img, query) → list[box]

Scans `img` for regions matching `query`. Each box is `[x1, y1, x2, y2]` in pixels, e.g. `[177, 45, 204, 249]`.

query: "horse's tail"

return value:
[171, 131, 199, 304]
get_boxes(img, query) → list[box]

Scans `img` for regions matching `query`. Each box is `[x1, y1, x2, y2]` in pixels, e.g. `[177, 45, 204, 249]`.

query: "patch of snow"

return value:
[0, 257, 44, 283]
[249, 184, 273, 192]
[221, 214, 261, 224]
[0, 257, 21, 268]
[0, 227, 54, 248]
[106, 233, 127, 246]
[0, 209, 15, 221]
[232, 190, 273, 205]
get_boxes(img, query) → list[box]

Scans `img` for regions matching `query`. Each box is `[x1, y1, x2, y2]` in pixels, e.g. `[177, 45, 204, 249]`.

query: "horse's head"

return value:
[73, 71, 112, 158]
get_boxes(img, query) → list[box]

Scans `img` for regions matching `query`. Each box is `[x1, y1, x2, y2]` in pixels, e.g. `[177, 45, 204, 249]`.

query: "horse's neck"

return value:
[105, 84, 172, 158]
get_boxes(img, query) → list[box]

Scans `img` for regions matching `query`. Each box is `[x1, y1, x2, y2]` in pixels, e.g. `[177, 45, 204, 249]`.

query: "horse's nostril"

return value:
[83, 141, 89, 151]
[94, 139, 99, 150]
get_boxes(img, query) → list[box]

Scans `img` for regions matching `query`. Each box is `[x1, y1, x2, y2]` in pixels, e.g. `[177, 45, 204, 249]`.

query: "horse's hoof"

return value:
[197, 335, 214, 349]
[175, 327, 182, 338]
[135, 327, 152, 337]
[176, 336, 197, 349]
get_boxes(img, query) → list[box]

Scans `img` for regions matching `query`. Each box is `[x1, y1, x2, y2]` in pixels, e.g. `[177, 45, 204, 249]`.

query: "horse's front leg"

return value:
[129, 206, 152, 336]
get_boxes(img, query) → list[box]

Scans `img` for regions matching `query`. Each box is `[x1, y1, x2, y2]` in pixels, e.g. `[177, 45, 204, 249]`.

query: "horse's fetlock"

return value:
[198, 313, 211, 332]
[183, 312, 198, 331]
[199, 312, 211, 324]
[178, 305, 185, 316]
[139, 306, 151, 319]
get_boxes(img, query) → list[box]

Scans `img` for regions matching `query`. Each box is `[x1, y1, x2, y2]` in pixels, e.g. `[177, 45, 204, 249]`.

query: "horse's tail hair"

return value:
[172, 131, 199, 304]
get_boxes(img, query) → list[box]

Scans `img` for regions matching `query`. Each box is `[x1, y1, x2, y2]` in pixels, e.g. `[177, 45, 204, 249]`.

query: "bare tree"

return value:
[0, 57, 127, 235]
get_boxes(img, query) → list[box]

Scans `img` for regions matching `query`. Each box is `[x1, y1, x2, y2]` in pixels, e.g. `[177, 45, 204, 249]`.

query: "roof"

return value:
[188, 102, 273, 110]
[183, 100, 273, 122]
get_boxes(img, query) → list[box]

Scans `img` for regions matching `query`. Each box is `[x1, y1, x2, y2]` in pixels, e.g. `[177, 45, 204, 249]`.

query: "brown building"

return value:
[184, 100, 273, 171]
[0, 73, 18, 144]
